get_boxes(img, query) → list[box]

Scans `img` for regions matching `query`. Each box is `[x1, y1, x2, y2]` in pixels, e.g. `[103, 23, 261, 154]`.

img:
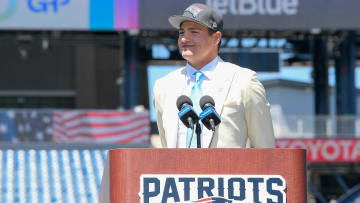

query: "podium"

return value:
[99, 148, 307, 203]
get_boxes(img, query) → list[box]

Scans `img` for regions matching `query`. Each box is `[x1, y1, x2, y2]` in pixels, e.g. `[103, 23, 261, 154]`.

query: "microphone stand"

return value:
[195, 122, 202, 148]
[187, 117, 195, 148]
[188, 128, 195, 148]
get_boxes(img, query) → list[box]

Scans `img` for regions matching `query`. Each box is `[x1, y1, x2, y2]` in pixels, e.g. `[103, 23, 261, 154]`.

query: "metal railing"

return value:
[272, 115, 360, 139]
[1, 109, 360, 142]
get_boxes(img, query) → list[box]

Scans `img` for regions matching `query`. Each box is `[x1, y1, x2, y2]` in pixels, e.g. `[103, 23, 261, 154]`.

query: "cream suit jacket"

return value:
[153, 59, 275, 148]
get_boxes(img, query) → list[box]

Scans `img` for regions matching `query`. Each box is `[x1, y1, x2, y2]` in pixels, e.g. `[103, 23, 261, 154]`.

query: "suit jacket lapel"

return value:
[203, 60, 235, 148]
[163, 67, 187, 148]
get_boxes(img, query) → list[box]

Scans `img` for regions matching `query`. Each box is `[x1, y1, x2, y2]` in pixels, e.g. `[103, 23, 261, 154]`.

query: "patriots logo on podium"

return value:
[186, 196, 232, 202]
[140, 174, 286, 203]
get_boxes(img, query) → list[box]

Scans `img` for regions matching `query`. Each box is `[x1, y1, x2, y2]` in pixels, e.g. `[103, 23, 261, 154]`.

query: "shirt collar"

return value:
[186, 56, 219, 81]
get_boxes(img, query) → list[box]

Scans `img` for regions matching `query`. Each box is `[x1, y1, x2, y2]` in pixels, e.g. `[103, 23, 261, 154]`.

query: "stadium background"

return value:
[0, 0, 359, 202]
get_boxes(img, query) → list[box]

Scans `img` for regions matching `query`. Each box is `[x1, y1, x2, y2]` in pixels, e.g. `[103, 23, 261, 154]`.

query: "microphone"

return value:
[176, 95, 199, 129]
[199, 95, 221, 131]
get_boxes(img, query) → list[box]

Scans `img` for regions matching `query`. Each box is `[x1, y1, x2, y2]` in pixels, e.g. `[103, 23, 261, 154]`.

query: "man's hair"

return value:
[208, 28, 221, 51]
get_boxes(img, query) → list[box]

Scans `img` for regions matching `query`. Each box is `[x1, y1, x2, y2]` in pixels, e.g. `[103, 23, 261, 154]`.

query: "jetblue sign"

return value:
[139, 0, 360, 29]
[139, 174, 286, 203]
[205, 0, 298, 16]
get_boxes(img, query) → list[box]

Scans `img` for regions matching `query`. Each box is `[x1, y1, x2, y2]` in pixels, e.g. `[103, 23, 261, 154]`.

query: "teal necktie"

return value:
[186, 71, 203, 148]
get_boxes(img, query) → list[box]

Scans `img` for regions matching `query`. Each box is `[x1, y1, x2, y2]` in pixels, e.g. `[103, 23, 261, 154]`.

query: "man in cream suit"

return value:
[153, 3, 275, 148]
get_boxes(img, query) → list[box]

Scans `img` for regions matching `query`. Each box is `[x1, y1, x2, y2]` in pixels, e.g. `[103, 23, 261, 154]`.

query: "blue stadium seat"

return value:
[0, 149, 108, 203]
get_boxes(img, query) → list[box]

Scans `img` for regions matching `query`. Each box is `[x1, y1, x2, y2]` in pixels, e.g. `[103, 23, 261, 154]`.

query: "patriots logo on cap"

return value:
[184, 5, 204, 18]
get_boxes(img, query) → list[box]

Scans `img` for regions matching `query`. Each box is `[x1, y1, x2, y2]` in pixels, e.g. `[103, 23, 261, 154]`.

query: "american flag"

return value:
[53, 110, 150, 144]
[15, 110, 53, 142]
[0, 110, 53, 142]
[0, 111, 16, 142]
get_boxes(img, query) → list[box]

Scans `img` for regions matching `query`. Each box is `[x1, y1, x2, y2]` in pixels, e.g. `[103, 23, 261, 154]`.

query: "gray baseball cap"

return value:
[168, 3, 223, 32]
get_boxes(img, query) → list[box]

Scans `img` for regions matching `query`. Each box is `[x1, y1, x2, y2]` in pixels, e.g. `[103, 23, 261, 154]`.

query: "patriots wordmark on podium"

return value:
[139, 174, 286, 203]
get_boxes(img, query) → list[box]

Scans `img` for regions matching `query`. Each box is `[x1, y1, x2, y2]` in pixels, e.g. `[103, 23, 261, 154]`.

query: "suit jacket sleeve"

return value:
[243, 72, 276, 148]
[153, 79, 167, 147]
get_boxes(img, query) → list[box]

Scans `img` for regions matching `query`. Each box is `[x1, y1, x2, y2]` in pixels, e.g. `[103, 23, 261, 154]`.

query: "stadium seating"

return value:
[0, 149, 107, 203]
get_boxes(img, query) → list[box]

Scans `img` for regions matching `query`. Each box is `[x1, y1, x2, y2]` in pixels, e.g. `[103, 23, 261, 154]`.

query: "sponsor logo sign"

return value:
[139, 0, 360, 29]
[139, 174, 286, 203]
[277, 139, 360, 162]
[0, 0, 138, 30]
[205, 0, 299, 16]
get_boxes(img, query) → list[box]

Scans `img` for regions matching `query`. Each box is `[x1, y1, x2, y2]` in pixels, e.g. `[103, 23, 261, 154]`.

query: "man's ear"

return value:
[214, 31, 222, 46]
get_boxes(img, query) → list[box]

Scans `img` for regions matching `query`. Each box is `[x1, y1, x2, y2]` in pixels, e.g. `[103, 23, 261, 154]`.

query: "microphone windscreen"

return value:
[176, 95, 193, 110]
[200, 95, 215, 110]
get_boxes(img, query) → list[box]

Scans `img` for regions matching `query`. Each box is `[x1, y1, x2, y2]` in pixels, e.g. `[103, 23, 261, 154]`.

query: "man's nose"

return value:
[179, 33, 189, 42]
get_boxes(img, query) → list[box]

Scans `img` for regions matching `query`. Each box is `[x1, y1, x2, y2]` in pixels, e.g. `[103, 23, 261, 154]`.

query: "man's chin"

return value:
[181, 53, 193, 60]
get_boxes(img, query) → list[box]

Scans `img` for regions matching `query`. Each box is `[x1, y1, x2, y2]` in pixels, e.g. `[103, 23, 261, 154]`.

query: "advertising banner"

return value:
[0, 0, 138, 30]
[2, 0, 359, 30]
[277, 139, 360, 162]
[139, 0, 360, 30]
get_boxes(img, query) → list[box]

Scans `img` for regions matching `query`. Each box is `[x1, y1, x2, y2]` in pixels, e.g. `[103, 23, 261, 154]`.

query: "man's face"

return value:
[178, 21, 219, 67]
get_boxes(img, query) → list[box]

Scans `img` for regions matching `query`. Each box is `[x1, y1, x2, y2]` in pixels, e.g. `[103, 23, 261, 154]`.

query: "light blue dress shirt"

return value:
[177, 56, 220, 148]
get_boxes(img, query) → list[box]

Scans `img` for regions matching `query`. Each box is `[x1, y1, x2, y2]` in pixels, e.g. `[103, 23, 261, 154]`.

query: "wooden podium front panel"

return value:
[109, 148, 306, 202]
